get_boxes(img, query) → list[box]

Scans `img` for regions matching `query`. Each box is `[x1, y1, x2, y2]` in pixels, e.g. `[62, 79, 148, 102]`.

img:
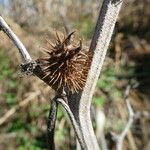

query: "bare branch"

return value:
[116, 85, 135, 150]
[0, 16, 32, 63]
[47, 98, 58, 150]
[77, 0, 123, 149]
[56, 98, 87, 149]
[0, 0, 124, 149]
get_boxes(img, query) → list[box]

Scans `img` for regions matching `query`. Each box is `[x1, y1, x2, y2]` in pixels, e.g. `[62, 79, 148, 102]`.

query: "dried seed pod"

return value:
[37, 31, 91, 93]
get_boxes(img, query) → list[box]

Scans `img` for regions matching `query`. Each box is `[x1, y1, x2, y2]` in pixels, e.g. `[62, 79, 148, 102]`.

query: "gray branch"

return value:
[116, 85, 135, 150]
[0, 0, 124, 148]
[56, 98, 87, 149]
[77, 0, 123, 149]
[0, 16, 32, 63]
[47, 98, 58, 150]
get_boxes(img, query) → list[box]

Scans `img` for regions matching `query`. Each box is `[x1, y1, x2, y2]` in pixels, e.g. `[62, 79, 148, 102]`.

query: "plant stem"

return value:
[47, 98, 58, 150]
[0, 16, 32, 63]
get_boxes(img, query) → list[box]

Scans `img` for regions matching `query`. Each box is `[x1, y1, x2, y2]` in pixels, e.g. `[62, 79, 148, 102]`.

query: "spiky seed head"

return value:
[37, 31, 90, 93]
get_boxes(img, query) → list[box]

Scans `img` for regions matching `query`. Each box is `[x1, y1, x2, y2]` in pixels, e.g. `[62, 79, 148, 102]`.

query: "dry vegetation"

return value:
[0, 0, 149, 150]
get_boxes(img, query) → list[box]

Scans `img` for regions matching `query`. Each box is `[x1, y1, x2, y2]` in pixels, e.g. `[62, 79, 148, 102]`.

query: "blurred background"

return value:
[0, 0, 149, 150]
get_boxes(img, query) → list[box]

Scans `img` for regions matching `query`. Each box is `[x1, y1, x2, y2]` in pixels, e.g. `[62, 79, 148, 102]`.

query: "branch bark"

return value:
[47, 98, 58, 150]
[56, 98, 87, 149]
[0, 0, 124, 148]
[0, 16, 32, 63]
[67, 0, 123, 149]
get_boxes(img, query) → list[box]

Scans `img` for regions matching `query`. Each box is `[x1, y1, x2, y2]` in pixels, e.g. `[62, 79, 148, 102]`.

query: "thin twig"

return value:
[0, 16, 32, 63]
[0, 16, 59, 150]
[116, 85, 135, 150]
[47, 98, 58, 150]
[56, 98, 87, 150]
[0, 91, 40, 126]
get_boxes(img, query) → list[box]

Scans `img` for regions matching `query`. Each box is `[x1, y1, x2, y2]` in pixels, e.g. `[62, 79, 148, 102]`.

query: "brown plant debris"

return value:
[37, 31, 91, 93]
